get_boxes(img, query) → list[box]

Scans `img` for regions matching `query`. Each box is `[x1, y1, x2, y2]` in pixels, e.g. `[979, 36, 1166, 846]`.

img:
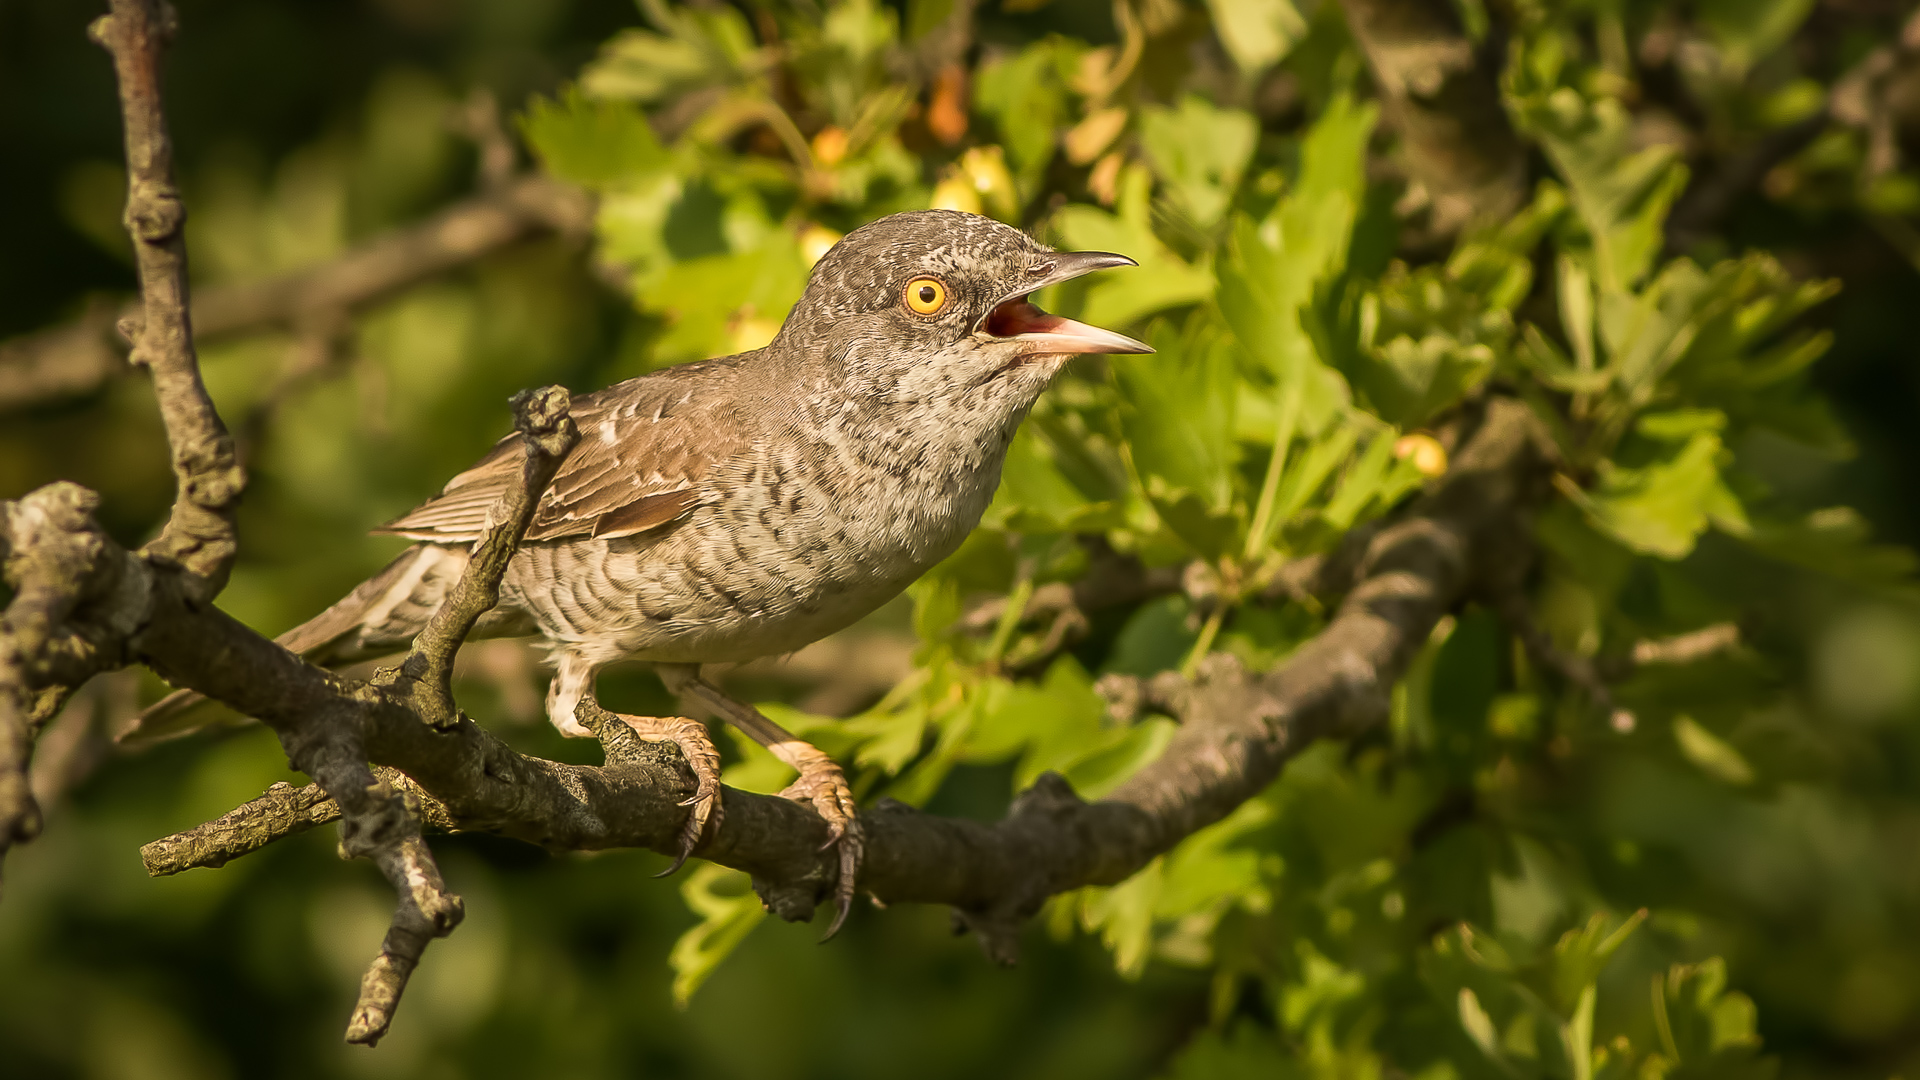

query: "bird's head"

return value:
[779, 210, 1150, 406]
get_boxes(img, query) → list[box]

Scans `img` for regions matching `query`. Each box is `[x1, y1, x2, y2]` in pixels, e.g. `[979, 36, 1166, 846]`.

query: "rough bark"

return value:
[91, 0, 242, 601]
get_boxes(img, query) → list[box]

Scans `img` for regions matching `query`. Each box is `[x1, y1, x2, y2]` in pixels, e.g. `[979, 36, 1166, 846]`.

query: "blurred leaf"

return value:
[1081, 858, 1164, 979]
[641, 235, 808, 363]
[1054, 166, 1215, 328]
[1138, 96, 1258, 230]
[975, 39, 1075, 185]
[1160, 1022, 1290, 1079]
[1218, 93, 1377, 383]
[580, 0, 759, 103]
[1507, 44, 1684, 293]
[1673, 715, 1756, 786]
[1566, 420, 1748, 560]
[1696, 0, 1816, 76]
[520, 90, 668, 191]
[1115, 319, 1241, 557]
[1202, 0, 1308, 73]
[668, 865, 767, 1006]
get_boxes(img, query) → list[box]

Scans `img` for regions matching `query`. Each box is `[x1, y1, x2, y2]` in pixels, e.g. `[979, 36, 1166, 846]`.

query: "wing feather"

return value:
[376, 362, 750, 544]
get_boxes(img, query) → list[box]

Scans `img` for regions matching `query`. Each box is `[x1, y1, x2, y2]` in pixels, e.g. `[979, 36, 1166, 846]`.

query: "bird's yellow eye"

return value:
[903, 276, 949, 316]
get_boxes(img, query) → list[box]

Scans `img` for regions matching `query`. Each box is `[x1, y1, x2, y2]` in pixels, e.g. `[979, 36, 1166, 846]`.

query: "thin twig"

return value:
[379, 386, 579, 729]
[141, 780, 341, 874]
[92, 0, 242, 602]
[1492, 586, 1616, 713]
[0, 175, 592, 413]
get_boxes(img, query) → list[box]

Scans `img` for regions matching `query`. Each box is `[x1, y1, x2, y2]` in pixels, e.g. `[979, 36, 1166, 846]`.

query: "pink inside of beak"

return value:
[983, 296, 1152, 355]
[985, 297, 1066, 337]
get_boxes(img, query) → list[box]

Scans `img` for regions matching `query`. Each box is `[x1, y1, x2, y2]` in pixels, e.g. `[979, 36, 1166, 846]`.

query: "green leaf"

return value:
[579, 0, 759, 103]
[1155, 798, 1277, 921]
[1549, 911, 1647, 1015]
[519, 90, 668, 191]
[1160, 1022, 1290, 1080]
[1061, 716, 1176, 799]
[1743, 506, 1918, 585]
[1567, 425, 1747, 559]
[640, 235, 808, 363]
[1697, 0, 1815, 76]
[667, 865, 766, 1006]
[1080, 858, 1164, 979]
[1201, 0, 1307, 73]
[1458, 987, 1506, 1065]
[974, 40, 1075, 184]
[1103, 596, 1201, 678]
[1114, 319, 1242, 557]
[1217, 93, 1377, 384]
[1053, 166, 1214, 329]
[1652, 958, 1768, 1069]
[992, 425, 1125, 533]
[1672, 715, 1756, 785]
[1507, 49, 1685, 293]
[1138, 96, 1258, 229]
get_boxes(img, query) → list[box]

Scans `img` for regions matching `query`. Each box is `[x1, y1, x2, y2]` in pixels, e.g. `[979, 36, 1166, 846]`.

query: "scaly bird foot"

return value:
[618, 714, 723, 875]
[777, 744, 863, 938]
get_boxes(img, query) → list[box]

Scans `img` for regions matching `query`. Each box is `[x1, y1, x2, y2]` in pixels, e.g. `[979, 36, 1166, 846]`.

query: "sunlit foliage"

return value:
[5, 0, 1920, 1077]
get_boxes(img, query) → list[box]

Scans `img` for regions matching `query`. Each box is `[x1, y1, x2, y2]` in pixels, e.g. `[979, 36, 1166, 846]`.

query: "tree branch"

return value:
[375, 386, 579, 730]
[141, 779, 341, 874]
[0, 175, 592, 414]
[92, 0, 241, 601]
[1340, 0, 1527, 237]
[0, 465, 156, 873]
[5, 7, 589, 1041]
[131, 397, 1550, 967]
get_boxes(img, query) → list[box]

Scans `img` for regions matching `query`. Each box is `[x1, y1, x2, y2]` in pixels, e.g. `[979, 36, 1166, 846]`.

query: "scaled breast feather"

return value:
[375, 378, 732, 544]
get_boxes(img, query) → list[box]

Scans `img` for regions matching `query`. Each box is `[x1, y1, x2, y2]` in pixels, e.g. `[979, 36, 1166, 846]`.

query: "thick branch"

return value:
[1340, 0, 1527, 236]
[134, 398, 1549, 962]
[0, 175, 592, 414]
[133, 387, 578, 1043]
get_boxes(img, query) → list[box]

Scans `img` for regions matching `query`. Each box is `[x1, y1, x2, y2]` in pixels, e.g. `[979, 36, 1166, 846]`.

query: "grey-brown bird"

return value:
[132, 209, 1148, 928]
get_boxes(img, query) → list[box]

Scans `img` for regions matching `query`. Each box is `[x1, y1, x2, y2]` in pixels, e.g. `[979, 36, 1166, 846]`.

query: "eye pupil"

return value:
[918, 286, 936, 303]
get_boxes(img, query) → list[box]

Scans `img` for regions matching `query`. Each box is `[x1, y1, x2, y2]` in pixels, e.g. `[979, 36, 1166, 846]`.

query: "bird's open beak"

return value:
[978, 250, 1153, 355]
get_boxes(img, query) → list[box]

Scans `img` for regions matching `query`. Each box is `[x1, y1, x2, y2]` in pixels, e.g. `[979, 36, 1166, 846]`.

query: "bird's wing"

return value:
[377, 366, 753, 544]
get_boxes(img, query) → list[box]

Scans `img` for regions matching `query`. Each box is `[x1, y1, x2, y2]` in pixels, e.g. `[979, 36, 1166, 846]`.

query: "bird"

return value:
[129, 209, 1149, 930]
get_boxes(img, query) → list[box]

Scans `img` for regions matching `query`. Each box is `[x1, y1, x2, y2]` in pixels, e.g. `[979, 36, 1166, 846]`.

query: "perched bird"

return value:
[132, 209, 1148, 928]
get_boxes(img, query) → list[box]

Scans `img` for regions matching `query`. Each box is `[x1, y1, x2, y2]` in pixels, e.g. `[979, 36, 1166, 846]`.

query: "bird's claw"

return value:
[618, 714, 724, 877]
[777, 751, 862, 938]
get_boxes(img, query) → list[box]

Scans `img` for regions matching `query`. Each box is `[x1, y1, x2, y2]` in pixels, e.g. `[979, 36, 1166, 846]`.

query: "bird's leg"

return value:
[655, 663, 862, 936]
[544, 649, 598, 738]
[557, 653, 722, 873]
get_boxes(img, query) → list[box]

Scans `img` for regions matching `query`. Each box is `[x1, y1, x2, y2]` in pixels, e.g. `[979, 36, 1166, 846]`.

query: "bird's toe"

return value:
[618, 714, 724, 877]
[777, 753, 862, 937]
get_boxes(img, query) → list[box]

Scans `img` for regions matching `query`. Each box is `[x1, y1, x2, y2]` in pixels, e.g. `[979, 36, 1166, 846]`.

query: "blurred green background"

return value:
[5, 1, 1920, 1078]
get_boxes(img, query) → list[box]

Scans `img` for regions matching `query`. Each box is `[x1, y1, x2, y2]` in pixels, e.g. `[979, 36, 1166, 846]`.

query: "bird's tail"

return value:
[121, 543, 530, 743]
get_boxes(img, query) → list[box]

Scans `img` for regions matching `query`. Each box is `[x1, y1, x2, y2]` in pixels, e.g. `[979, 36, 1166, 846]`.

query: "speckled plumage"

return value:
[133, 210, 1147, 743]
